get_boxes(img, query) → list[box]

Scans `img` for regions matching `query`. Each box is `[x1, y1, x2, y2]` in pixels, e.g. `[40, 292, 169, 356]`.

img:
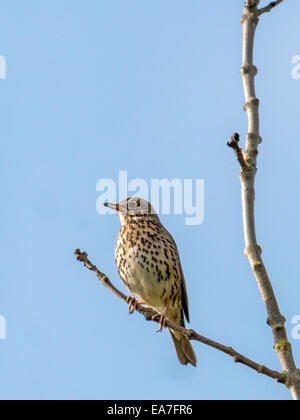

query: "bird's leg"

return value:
[126, 297, 145, 315]
[152, 305, 168, 333]
[126, 297, 137, 314]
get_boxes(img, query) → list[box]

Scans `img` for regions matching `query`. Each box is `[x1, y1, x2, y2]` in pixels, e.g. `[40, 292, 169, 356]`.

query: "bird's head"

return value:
[104, 197, 158, 224]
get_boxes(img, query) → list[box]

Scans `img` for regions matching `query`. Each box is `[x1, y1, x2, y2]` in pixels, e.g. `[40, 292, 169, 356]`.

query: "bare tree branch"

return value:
[74, 248, 287, 385]
[258, 0, 284, 15]
[228, 1, 300, 400]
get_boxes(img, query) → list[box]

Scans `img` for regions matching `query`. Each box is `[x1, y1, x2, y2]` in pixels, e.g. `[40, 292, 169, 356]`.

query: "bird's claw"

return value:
[152, 313, 167, 333]
[126, 297, 145, 315]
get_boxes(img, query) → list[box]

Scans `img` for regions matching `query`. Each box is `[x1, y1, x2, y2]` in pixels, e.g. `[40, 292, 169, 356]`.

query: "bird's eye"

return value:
[128, 200, 136, 210]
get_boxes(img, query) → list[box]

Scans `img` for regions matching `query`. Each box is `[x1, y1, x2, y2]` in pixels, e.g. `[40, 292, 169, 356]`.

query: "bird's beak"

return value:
[104, 202, 118, 211]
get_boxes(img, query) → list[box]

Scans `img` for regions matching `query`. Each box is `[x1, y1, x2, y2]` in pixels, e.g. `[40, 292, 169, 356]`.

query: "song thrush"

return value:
[104, 197, 197, 367]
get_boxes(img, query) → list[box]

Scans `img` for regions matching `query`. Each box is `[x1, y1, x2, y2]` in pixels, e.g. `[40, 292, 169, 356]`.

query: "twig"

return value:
[228, 1, 300, 400]
[258, 0, 284, 15]
[74, 248, 286, 384]
[227, 132, 248, 170]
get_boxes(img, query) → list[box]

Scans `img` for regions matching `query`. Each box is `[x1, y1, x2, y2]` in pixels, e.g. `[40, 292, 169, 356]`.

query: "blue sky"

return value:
[0, 0, 299, 400]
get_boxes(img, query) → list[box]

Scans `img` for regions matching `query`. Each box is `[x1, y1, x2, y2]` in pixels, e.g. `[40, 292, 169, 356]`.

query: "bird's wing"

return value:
[177, 258, 190, 324]
[162, 227, 190, 324]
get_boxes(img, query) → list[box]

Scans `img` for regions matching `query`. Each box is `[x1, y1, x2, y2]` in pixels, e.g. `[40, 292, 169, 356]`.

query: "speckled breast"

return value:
[115, 218, 181, 314]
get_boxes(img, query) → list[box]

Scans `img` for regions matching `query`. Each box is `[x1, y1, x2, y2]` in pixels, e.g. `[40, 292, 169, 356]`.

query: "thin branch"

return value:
[227, 132, 248, 170]
[228, 2, 300, 400]
[258, 0, 284, 15]
[74, 248, 286, 385]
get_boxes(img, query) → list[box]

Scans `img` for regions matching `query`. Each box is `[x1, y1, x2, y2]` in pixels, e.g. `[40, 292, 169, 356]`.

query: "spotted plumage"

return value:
[104, 197, 197, 367]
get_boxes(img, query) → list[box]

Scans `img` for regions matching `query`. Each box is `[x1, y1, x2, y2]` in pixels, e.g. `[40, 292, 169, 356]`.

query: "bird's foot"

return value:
[152, 307, 167, 333]
[126, 297, 145, 315]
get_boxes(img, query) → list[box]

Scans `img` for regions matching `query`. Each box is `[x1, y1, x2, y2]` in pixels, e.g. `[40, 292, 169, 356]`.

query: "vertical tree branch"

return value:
[229, 0, 300, 400]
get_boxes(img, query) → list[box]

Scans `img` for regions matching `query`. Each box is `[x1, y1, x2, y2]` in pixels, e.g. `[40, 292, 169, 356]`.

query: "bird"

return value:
[104, 197, 197, 367]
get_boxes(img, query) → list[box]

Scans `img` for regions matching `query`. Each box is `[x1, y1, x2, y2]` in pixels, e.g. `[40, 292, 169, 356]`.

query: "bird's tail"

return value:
[169, 329, 197, 367]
